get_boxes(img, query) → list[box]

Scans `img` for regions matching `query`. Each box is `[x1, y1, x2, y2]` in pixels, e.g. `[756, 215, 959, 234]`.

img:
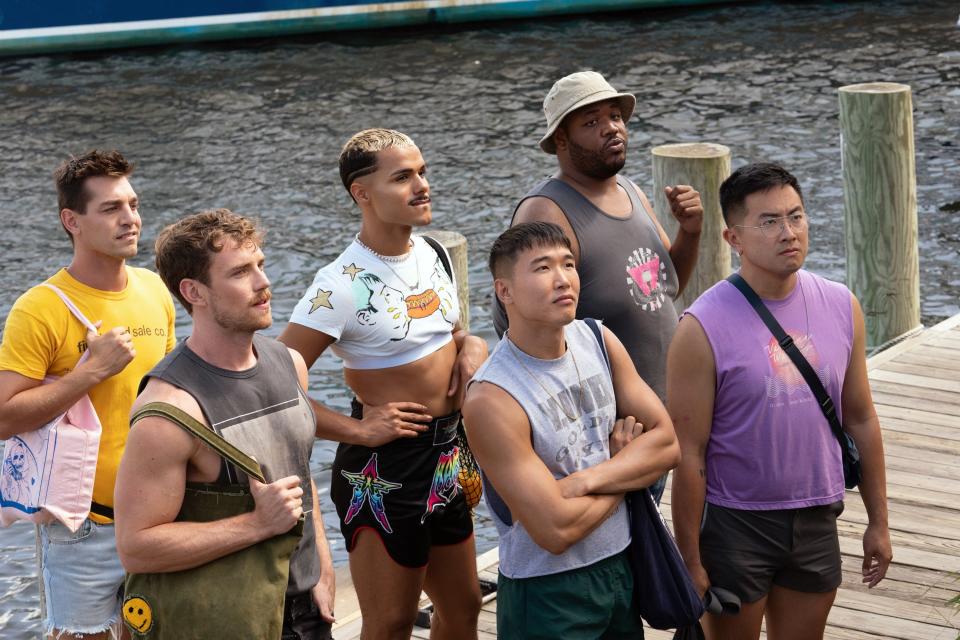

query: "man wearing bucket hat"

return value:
[494, 71, 703, 502]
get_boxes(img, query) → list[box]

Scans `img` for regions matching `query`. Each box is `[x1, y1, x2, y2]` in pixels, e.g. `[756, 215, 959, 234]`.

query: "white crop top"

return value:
[288, 235, 459, 369]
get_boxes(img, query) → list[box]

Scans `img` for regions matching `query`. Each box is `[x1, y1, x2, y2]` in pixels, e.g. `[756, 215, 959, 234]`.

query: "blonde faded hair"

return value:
[338, 128, 416, 199]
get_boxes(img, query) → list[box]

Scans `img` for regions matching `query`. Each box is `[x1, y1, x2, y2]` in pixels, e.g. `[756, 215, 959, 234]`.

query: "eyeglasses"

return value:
[735, 212, 807, 238]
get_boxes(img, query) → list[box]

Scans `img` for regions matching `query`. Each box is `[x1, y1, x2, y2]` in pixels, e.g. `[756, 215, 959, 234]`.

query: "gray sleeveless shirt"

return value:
[143, 335, 320, 596]
[495, 176, 679, 400]
[470, 320, 630, 579]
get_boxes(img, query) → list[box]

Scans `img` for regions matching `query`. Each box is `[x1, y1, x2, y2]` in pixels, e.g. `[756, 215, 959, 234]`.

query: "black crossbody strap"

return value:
[726, 274, 848, 450]
[421, 234, 453, 280]
[131, 401, 266, 483]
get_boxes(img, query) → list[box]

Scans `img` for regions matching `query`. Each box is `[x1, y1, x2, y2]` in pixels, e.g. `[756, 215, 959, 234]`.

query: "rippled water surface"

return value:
[1, 0, 958, 635]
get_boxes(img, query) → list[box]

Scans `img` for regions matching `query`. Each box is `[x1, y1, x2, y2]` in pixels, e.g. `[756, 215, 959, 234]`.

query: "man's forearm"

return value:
[671, 456, 707, 568]
[847, 416, 888, 527]
[525, 492, 623, 554]
[570, 427, 679, 495]
[0, 367, 103, 438]
[670, 228, 701, 296]
[310, 397, 368, 445]
[120, 511, 269, 574]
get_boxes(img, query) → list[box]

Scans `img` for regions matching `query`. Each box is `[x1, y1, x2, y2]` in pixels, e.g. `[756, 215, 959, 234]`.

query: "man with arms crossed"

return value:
[464, 222, 680, 639]
[279, 129, 486, 640]
[0, 150, 176, 639]
[498, 70, 704, 501]
[669, 163, 892, 640]
[114, 210, 335, 639]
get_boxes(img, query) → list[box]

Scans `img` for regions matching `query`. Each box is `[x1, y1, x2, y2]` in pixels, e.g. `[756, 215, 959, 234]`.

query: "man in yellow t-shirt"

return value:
[0, 150, 176, 640]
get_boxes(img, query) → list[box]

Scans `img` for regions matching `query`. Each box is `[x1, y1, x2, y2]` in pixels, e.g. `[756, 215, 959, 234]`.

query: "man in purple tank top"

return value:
[669, 163, 892, 640]
[501, 70, 705, 502]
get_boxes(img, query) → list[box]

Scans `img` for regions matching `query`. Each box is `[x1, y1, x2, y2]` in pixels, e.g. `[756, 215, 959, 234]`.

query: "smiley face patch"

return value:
[123, 595, 154, 635]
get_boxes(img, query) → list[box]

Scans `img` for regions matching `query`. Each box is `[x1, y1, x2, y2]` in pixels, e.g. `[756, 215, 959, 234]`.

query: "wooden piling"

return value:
[839, 82, 921, 352]
[422, 229, 470, 331]
[651, 142, 732, 311]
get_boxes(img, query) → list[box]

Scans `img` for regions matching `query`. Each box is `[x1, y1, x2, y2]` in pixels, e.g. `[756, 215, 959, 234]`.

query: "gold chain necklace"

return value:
[506, 334, 584, 422]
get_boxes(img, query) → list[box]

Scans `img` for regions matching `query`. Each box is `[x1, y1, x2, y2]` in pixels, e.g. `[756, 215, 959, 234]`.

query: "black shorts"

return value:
[330, 400, 474, 568]
[699, 501, 844, 604]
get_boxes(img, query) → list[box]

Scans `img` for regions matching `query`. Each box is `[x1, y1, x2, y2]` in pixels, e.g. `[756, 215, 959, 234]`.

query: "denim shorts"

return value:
[38, 518, 125, 636]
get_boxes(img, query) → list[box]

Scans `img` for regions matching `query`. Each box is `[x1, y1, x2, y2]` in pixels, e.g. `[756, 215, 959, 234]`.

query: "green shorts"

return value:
[497, 551, 643, 640]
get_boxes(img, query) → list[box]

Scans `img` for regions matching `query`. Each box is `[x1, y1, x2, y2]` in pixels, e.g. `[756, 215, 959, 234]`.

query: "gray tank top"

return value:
[495, 176, 679, 400]
[143, 335, 320, 596]
[470, 320, 630, 579]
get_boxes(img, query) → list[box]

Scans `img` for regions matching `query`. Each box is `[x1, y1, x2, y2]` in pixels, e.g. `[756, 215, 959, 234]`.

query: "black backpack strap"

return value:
[421, 234, 453, 280]
[726, 273, 848, 451]
[583, 318, 611, 374]
[131, 401, 265, 483]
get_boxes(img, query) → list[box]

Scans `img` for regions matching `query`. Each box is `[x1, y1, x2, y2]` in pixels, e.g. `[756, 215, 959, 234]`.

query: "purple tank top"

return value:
[684, 270, 852, 510]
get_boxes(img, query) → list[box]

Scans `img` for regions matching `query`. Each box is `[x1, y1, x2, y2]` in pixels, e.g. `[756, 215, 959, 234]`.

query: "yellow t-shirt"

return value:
[0, 267, 176, 523]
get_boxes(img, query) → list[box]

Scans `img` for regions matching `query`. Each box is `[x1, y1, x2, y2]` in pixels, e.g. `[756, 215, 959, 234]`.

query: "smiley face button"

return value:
[123, 596, 154, 634]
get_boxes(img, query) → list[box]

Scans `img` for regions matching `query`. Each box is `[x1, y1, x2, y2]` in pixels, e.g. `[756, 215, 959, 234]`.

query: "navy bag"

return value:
[583, 319, 706, 630]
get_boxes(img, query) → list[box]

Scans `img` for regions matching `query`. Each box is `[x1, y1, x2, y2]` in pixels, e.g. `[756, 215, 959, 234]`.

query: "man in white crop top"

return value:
[280, 129, 487, 640]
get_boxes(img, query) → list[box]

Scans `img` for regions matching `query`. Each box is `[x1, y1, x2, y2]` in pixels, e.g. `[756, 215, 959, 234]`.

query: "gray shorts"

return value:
[699, 501, 844, 604]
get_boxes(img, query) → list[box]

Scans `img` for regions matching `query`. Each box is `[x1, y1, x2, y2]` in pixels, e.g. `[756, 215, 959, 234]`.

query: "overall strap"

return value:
[131, 401, 265, 483]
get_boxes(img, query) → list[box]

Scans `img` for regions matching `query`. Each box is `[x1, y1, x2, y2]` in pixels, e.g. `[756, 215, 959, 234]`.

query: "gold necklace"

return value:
[506, 334, 584, 422]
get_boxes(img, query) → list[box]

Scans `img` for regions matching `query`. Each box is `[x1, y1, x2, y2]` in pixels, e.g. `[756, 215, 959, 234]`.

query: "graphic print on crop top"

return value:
[289, 235, 459, 370]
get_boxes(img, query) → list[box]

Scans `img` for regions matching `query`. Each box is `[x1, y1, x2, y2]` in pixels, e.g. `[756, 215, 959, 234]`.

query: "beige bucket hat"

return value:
[539, 71, 636, 154]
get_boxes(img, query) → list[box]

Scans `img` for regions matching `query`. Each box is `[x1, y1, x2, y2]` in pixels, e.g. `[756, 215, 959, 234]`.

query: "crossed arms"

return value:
[462, 326, 679, 555]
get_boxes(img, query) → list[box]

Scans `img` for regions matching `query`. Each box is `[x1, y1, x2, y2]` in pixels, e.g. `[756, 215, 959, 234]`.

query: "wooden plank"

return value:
[878, 415, 960, 442]
[870, 380, 960, 409]
[838, 535, 960, 573]
[883, 442, 960, 478]
[833, 589, 959, 632]
[883, 360, 960, 383]
[825, 603, 958, 640]
[896, 344, 960, 367]
[842, 501, 960, 541]
[874, 403, 960, 431]
[870, 368, 960, 394]
[880, 429, 960, 455]
[837, 520, 960, 560]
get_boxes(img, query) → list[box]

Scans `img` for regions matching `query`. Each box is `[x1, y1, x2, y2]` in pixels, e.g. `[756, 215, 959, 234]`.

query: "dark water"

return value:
[1, 0, 958, 635]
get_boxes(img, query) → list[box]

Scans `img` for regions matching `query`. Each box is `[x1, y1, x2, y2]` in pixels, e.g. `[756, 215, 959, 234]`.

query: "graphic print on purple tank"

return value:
[341, 453, 402, 533]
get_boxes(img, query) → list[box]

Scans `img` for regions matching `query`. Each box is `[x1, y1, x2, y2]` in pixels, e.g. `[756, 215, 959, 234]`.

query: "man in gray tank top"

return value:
[114, 210, 335, 639]
[495, 71, 704, 502]
[464, 223, 680, 639]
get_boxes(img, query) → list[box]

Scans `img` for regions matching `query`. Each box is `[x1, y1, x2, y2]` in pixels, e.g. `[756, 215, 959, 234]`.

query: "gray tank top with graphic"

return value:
[469, 320, 630, 579]
[495, 176, 679, 400]
[143, 335, 320, 596]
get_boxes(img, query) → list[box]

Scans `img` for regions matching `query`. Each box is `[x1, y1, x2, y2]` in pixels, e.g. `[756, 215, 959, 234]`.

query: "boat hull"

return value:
[1, 0, 735, 56]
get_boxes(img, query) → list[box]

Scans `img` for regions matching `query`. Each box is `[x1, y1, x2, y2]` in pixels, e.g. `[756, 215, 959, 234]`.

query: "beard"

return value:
[210, 294, 272, 333]
[568, 137, 627, 180]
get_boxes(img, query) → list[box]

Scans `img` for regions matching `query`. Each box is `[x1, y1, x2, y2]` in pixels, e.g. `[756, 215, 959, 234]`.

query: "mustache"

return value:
[252, 291, 272, 305]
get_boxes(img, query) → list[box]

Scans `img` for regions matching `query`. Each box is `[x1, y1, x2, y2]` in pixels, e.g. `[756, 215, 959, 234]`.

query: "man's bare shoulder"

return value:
[514, 195, 568, 226]
[463, 381, 527, 433]
[132, 377, 208, 428]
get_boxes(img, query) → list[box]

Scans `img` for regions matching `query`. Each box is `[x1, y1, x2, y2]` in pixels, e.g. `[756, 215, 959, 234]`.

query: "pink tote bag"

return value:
[0, 284, 102, 532]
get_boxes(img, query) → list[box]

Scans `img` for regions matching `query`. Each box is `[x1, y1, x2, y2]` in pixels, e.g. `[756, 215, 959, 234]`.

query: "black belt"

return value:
[90, 501, 114, 519]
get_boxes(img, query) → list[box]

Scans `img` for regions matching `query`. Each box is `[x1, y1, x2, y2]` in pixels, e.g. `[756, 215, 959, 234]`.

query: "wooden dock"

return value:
[334, 313, 960, 640]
